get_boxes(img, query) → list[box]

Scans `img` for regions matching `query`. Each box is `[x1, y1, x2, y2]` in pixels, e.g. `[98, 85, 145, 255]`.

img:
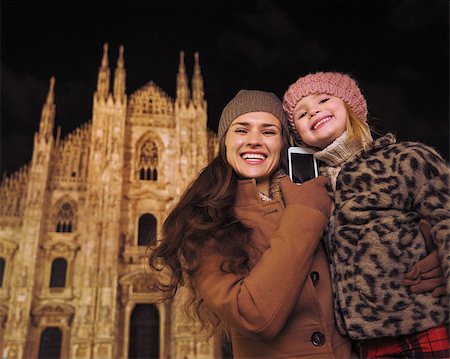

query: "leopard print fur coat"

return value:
[323, 134, 449, 340]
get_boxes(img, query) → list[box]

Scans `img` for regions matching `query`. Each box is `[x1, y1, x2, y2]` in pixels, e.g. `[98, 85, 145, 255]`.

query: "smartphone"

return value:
[288, 146, 319, 184]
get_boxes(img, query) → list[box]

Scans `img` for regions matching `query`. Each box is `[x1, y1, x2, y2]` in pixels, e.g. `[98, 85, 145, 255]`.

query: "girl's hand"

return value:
[402, 220, 446, 297]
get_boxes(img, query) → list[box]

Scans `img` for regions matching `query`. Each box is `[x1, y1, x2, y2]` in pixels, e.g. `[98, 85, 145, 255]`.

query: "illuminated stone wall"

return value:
[0, 45, 220, 359]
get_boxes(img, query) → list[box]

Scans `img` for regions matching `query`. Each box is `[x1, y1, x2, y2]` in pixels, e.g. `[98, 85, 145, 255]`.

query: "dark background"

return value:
[1, 1, 449, 176]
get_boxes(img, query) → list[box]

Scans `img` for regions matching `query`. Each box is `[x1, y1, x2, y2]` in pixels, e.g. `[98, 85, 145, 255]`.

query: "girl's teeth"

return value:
[313, 116, 332, 130]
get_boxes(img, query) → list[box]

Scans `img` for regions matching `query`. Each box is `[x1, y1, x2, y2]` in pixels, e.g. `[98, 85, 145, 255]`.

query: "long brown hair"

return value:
[148, 123, 290, 331]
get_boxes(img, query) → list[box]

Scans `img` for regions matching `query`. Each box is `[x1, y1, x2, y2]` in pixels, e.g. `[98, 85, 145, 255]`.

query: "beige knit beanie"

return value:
[218, 90, 288, 141]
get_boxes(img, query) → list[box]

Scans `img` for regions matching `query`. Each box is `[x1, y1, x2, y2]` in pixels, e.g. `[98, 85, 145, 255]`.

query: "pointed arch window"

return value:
[0, 257, 5, 287]
[38, 327, 62, 359]
[55, 202, 75, 233]
[50, 258, 67, 288]
[138, 214, 157, 246]
[138, 139, 158, 181]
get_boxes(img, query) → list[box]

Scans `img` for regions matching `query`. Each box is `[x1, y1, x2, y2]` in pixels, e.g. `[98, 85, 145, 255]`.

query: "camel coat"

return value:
[193, 178, 352, 358]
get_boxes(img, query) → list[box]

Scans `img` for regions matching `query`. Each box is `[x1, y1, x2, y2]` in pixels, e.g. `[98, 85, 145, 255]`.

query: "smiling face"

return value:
[225, 112, 283, 195]
[293, 94, 349, 149]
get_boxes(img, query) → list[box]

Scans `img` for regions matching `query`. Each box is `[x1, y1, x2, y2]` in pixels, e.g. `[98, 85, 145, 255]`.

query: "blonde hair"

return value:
[345, 103, 372, 149]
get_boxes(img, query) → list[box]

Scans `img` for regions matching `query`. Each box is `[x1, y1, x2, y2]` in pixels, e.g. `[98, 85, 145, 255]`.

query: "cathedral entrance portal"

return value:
[128, 304, 160, 359]
[37, 327, 62, 359]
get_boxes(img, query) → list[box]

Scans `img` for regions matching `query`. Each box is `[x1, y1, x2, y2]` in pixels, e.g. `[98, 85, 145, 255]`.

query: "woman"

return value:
[149, 89, 352, 358]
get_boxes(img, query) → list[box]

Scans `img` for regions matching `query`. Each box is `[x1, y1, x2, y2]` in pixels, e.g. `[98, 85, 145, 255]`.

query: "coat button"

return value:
[311, 331, 325, 346]
[310, 271, 320, 286]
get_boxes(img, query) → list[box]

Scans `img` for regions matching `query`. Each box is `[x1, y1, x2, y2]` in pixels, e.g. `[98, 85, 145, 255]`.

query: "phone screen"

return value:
[290, 153, 317, 184]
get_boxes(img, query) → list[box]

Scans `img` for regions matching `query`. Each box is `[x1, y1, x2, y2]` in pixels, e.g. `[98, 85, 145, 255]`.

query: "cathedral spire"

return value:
[46, 76, 55, 104]
[192, 52, 205, 108]
[113, 45, 126, 102]
[39, 76, 55, 142]
[96, 43, 111, 100]
[176, 51, 189, 106]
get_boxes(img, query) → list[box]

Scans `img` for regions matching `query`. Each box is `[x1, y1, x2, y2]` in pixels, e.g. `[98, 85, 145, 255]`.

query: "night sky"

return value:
[1, 1, 449, 176]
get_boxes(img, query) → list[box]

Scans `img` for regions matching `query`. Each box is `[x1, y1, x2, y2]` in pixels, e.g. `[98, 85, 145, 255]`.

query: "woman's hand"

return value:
[280, 176, 332, 218]
[402, 220, 446, 297]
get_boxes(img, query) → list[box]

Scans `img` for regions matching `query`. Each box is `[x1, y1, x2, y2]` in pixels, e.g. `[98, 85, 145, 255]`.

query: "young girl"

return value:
[282, 72, 449, 358]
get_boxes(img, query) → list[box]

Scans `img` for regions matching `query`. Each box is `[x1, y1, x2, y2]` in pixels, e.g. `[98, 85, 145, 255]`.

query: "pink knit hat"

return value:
[282, 72, 368, 133]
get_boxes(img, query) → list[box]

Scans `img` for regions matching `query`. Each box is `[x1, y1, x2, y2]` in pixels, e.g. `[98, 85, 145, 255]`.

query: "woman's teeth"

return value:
[242, 153, 265, 160]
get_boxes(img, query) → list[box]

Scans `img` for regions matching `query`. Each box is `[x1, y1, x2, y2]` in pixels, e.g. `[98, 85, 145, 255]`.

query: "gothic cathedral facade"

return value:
[0, 44, 222, 359]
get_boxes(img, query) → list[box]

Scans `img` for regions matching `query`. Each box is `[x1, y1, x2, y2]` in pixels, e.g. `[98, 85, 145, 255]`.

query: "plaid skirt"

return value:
[354, 324, 450, 358]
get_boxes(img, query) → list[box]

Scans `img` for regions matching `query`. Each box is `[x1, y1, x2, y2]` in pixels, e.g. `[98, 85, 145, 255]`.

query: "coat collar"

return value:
[234, 179, 261, 207]
[234, 169, 287, 208]
[234, 179, 283, 207]
[342, 133, 397, 165]
[369, 133, 396, 151]
[234, 179, 285, 225]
